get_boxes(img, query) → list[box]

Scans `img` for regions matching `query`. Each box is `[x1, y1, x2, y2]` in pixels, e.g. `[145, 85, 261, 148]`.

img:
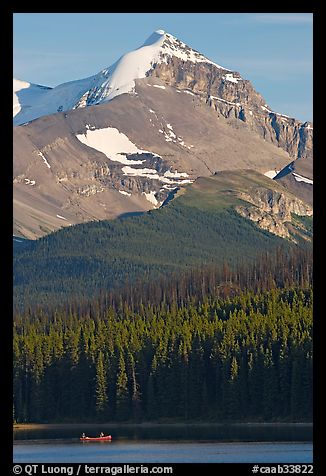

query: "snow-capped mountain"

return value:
[13, 30, 312, 164]
[13, 30, 238, 125]
[13, 30, 313, 239]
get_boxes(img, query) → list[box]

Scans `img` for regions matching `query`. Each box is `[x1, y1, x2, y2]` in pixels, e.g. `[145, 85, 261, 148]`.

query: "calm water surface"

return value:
[13, 425, 312, 463]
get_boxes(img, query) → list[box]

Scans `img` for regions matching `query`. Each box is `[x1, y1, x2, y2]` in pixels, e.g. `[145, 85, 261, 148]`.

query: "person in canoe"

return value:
[82, 433, 86, 438]
[99, 432, 104, 437]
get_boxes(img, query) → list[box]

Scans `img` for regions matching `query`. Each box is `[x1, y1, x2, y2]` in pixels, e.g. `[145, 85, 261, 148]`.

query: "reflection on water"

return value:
[13, 424, 313, 463]
[13, 441, 313, 463]
[13, 423, 312, 442]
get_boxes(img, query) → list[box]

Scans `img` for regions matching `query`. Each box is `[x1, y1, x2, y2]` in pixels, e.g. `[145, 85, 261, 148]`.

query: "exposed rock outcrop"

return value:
[150, 58, 312, 162]
[236, 187, 312, 240]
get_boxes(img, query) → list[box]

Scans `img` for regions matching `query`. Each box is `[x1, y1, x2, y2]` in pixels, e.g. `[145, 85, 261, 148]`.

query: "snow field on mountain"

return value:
[13, 30, 235, 125]
[13, 79, 31, 116]
[95, 32, 166, 102]
[75, 125, 192, 187]
[76, 127, 148, 165]
[13, 79, 51, 118]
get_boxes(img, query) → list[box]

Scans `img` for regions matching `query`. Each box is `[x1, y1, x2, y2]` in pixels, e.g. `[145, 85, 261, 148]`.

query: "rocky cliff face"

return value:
[150, 57, 312, 162]
[236, 187, 312, 240]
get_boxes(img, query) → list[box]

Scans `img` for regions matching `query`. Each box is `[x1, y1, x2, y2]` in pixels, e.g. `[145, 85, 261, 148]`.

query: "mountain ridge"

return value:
[13, 29, 313, 239]
[14, 169, 312, 309]
[14, 30, 230, 125]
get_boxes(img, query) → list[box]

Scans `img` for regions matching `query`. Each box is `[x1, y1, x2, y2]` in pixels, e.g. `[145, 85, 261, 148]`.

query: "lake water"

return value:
[13, 424, 312, 463]
[14, 440, 312, 463]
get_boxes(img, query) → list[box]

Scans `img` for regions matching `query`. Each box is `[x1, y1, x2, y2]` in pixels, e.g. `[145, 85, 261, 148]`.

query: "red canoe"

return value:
[80, 435, 112, 441]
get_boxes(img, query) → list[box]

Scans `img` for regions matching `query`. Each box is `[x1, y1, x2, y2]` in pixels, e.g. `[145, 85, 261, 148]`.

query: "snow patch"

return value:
[223, 73, 241, 83]
[119, 190, 131, 196]
[160, 123, 191, 149]
[210, 95, 241, 107]
[152, 84, 166, 89]
[160, 32, 228, 70]
[76, 127, 148, 165]
[275, 112, 291, 119]
[24, 178, 36, 186]
[264, 170, 280, 179]
[122, 166, 193, 185]
[122, 166, 161, 180]
[38, 151, 51, 169]
[183, 90, 195, 96]
[56, 214, 68, 220]
[292, 173, 313, 185]
[163, 184, 178, 190]
[164, 170, 189, 178]
[261, 105, 273, 113]
[143, 191, 159, 206]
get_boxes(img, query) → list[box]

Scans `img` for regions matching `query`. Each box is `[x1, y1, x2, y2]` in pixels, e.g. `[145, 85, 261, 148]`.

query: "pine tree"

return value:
[95, 351, 108, 417]
[126, 351, 142, 421]
[115, 350, 130, 421]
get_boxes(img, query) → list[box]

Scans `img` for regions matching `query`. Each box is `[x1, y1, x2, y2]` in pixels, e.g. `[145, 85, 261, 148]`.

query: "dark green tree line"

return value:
[13, 286, 313, 423]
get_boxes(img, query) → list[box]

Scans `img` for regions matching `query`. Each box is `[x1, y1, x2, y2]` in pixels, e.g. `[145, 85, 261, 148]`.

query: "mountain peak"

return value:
[14, 29, 234, 125]
[141, 29, 166, 47]
[141, 29, 229, 72]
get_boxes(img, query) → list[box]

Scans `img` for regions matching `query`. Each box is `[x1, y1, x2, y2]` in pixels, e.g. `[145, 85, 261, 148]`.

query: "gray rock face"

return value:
[150, 57, 312, 163]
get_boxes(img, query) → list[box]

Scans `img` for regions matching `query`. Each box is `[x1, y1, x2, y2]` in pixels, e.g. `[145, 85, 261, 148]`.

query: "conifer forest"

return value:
[13, 246, 312, 423]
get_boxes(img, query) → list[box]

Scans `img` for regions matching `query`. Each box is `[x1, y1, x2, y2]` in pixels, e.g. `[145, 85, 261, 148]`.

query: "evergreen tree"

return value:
[95, 351, 108, 417]
[116, 350, 130, 421]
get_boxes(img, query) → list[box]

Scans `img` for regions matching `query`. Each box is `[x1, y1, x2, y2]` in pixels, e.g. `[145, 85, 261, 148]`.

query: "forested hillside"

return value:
[13, 285, 312, 423]
[14, 171, 313, 310]
[13, 172, 313, 424]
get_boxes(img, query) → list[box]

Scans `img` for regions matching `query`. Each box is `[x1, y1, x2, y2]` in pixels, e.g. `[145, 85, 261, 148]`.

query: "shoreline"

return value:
[14, 422, 313, 431]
